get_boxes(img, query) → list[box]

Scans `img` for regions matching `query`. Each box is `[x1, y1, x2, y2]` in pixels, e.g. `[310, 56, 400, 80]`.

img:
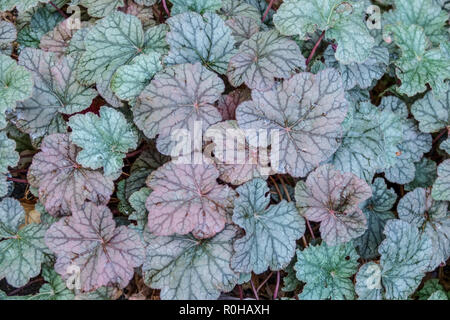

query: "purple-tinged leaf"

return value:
[28, 133, 114, 216]
[295, 164, 372, 245]
[145, 155, 236, 239]
[236, 68, 347, 177]
[45, 202, 145, 291]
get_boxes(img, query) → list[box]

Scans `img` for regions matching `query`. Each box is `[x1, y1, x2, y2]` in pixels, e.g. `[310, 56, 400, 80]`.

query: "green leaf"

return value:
[405, 158, 438, 191]
[354, 178, 396, 259]
[0, 132, 19, 197]
[79, 0, 125, 18]
[129, 187, 151, 230]
[432, 159, 450, 201]
[386, 23, 450, 97]
[143, 225, 239, 300]
[111, 52, 163, 102]
[330, 101, 401, 181]
[0, 54, 33, 129]
[411, 84, 449, 133]
[228, 30, 305, 91]
[170, 0, 222, 15]
[165, 12, 236, 74]
[383, 119, 432, 184]
[384, 0, 448, 44]
[324, 45, 389, 90]
[398, 188, 449, 270]
[417, 279, 448, 300]
[69, 106, 138, 178]
[24, 267, 75, 300]
[231, 178, 305, 274]
[0, 0, 50, 12]
[0, 21, 16, 45]
[76, 12, 145, 85]
[16, 48, 97, 141]
[274, 0, 374, 64]
[17, 7, 63, 49]
[380, 220, 432, 299]
[0, 198, 49, 288]
[294, 241, 359, 300]
[220, 0, 261, 21]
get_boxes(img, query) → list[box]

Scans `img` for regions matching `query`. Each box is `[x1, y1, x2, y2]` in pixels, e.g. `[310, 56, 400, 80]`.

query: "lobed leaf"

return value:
[145, 154, 236, 239]
[68, 106, 138, 178]
[231, 178, 305, 274]
[45, 202, 145, 291]
[295, 164, 372, 245]
[165, 12, 236, 74]
[143, 224, 239, 300]
[227, 30, 305, 91]
[28, 133, 115, 216]
[236, 68, 347, 177]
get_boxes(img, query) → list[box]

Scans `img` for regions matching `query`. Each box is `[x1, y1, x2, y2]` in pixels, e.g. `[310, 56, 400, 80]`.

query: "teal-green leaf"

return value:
[170, 0, 223, 15]
[379, 220, 433, 299]
[15, 48, 96, 141]
[111, 52, 163, 102]
[411, 84, 449, 133]
[143, 225, 239, 300]
[274, 0, 374, 64]
[76, 12, 145, 85]
[0, 54, 33, 129]
[231, 178, 305, 274]
[165, 12, 236, 74]
[68, 106, 138, 178]
[79, 0, 125, 18]
[0, 198, 49, 288]
[397, 188, 449, 269]
[0, 132, 19, 197]
[432, 159, 450, 201]
[294, 241, 359, 300]
[384, 0, 448, 44]
[0, 0, 50, 12]
[386, 23, 450, 97]
[354, 178, 396, 259]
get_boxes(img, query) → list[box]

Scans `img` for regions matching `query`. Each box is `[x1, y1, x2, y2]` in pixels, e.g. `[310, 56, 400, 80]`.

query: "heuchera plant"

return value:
[0, 0, 449, 301]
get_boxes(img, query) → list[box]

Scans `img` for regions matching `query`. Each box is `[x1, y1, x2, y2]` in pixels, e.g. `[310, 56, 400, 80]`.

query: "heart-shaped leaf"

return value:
[45, 202, 145, 291]
[231, 178, 305, 274]
[227, 30, 305, 91]
[133, 62, 224, 156]
[236, 68, 347, 177]
[143, 224, 239, 300]
[295, 164, 372, 245]
[28, 133, 115, 216]
[68, 106, 138, 178]
[145, 155, 236, 239]
[165, 12, 236, 74]
[294, 241, 359, 300]
[0, 198, 49, 288]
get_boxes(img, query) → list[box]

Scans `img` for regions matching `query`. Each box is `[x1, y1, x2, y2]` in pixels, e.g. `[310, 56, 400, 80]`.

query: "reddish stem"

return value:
[306, 30, 326, 67]
[432, 127, 449, 145]
[49, 1, 68, 18]
[273, 271, 280, 300]
[8, 278, 44, 296]
[238, 285, 244, 300]
[7, 177, 28, 184]
[250, 279, 259, 300]
[306, 219, 316, 240]
[257, 271, 273, 292]
[162, 0, 170, 17]
[262, 0, 274, 22]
